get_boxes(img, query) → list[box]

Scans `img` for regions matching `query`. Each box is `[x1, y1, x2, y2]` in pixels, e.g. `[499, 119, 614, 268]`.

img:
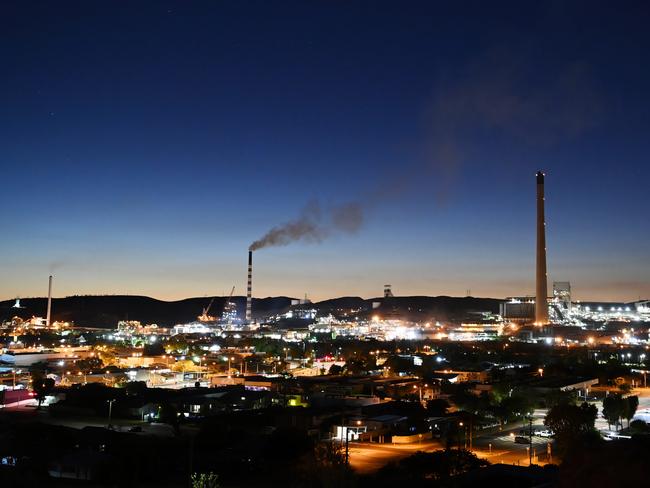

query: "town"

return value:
[1, 284, 649, 486]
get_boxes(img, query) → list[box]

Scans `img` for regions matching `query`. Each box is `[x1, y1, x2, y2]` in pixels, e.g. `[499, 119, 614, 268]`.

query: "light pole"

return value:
[526, 415, 533, 466]
[107, 399, 116, 429]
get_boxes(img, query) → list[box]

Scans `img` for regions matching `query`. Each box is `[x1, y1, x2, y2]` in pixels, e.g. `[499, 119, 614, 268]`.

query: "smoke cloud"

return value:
[49, 261, 64, 273]
[250, 49, 604, 252]
[249, 201, 363, 251]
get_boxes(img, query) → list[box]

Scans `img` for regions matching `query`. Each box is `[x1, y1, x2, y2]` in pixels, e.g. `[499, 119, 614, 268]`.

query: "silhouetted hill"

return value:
[1, 294, 503, 329]
[314, 295, 501, 322]
[0, 295, 294, 328]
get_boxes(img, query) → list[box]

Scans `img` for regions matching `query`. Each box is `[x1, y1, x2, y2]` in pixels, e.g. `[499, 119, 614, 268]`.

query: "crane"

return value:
[198, 296, 217, 322]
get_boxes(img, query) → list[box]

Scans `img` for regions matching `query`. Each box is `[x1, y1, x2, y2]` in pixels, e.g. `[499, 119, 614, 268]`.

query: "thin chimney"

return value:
[535, 172, 549, 325]
[46, 275, 53, 327]
[246, 251, 253, 322]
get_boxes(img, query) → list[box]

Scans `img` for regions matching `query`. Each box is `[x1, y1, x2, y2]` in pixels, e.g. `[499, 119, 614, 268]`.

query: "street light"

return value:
[458, 422, 464, 450]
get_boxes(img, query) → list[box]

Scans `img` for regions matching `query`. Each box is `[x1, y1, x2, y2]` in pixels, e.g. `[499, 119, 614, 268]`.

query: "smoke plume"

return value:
[249, 201, 363, 251]
[250, 49, 604, 252]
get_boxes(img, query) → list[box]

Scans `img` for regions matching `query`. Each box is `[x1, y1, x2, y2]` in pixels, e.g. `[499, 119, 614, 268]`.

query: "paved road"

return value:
[349, 408, 554, 473]
[348, 440, 443, 473]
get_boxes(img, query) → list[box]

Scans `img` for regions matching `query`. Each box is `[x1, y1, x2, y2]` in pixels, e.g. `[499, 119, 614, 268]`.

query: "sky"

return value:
[1, 1, 649, 302]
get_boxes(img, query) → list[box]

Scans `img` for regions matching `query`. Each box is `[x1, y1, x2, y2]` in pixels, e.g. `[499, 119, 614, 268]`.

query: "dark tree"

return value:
[32, 376, 55, 408]
[426, 398, 451, 416]
[545, 402, 598, 457]
[602, 394, 624, 430]
[375, 449, 488, 485]
[622, 395, 639, 428]
[328, 364, 343, 375]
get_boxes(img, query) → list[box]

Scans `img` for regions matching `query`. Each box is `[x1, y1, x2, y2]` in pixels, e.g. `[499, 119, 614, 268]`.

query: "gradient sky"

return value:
[1, 1, 649, 302]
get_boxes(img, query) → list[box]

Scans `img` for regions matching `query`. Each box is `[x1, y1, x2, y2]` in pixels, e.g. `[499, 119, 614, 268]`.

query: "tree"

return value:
[159, 403, 180, 435]
[545, 402, 597, 438]
[29, 361, 50, 375]
[497, 393, 534, 423]
[76, 356, 104, 370]
[544, 401, 598, 458]
[629, 419, 650, 434]
[329, 364, 343, 375]
[125, 380, 148, 397]
[376, 449, 488, 484]
[602, 394, 624, 430]
[544, 389, 577, 409]
[426, 399, 450, 416]
[622, 395, 639, 427]
[172, 359, 198, 373]
[618, 383, 632, 394]
[191, 472, 220, 488]
[32, 375, 55, 408]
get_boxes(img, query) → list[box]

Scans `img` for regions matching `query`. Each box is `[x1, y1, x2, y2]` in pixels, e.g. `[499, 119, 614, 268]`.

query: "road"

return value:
[348, 440, 443, 473]
[348, 409, 553, 473]
[471, 409, 553, 465]
[349, 389, 650, 473]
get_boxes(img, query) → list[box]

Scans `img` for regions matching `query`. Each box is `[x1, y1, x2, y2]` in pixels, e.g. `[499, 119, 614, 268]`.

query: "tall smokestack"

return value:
[246, 251, 253, 322]
[535, 172, 549, 325]
[46, 275, 53, 327]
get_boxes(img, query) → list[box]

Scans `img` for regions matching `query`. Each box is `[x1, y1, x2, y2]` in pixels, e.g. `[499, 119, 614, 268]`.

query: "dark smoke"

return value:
[249, 201, 363, 251]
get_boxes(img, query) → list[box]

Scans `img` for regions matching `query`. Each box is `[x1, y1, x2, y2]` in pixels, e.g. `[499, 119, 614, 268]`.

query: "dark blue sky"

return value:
[1, 1, 648, 301]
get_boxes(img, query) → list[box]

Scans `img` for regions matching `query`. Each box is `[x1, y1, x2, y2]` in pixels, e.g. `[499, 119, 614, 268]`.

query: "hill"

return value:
[0, 295, 502, 329]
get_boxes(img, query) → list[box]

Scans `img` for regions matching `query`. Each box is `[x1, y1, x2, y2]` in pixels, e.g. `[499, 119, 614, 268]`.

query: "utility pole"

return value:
[469, 417, 473, 451]
[345, 426, 350, 465]
[527, 416, 533, 466]
[107, 399, 116, 429]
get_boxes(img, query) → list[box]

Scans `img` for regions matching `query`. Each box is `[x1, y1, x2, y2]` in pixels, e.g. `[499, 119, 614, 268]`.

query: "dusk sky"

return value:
[1, 1, 649, 302]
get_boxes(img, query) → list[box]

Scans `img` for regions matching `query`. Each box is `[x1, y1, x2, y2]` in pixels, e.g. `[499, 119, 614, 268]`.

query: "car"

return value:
[536, 430, 553, 438]
[128, 426, 143, 433]
[514, 436, 530, 444]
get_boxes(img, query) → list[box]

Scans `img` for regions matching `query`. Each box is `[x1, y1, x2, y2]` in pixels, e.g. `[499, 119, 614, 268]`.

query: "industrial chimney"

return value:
[46, 275, 53, 328]
[535, 172, 549, 325]
[246, 251, 253, 322]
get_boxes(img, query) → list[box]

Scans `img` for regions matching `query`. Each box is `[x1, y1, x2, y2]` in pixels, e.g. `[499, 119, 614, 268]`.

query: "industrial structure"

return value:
[46, 275, 53, 328]
[246, 250, 253, 322]
[384, 284, 393, 298]
[535, 171, 549, 325]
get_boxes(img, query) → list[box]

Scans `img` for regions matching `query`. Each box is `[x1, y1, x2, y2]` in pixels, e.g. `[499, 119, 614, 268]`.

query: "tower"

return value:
[246, 251, 253, 322]
[535, 172, 549, 325]
[46, 275, 53, 327]
[384, 284, 393, 298]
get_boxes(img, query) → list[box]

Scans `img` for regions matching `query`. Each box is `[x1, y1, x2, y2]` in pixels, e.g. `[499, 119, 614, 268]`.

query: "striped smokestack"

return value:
[535, 171, 549, 325]
[46, 275, 53, 328]
[246, 251, 253, 322]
